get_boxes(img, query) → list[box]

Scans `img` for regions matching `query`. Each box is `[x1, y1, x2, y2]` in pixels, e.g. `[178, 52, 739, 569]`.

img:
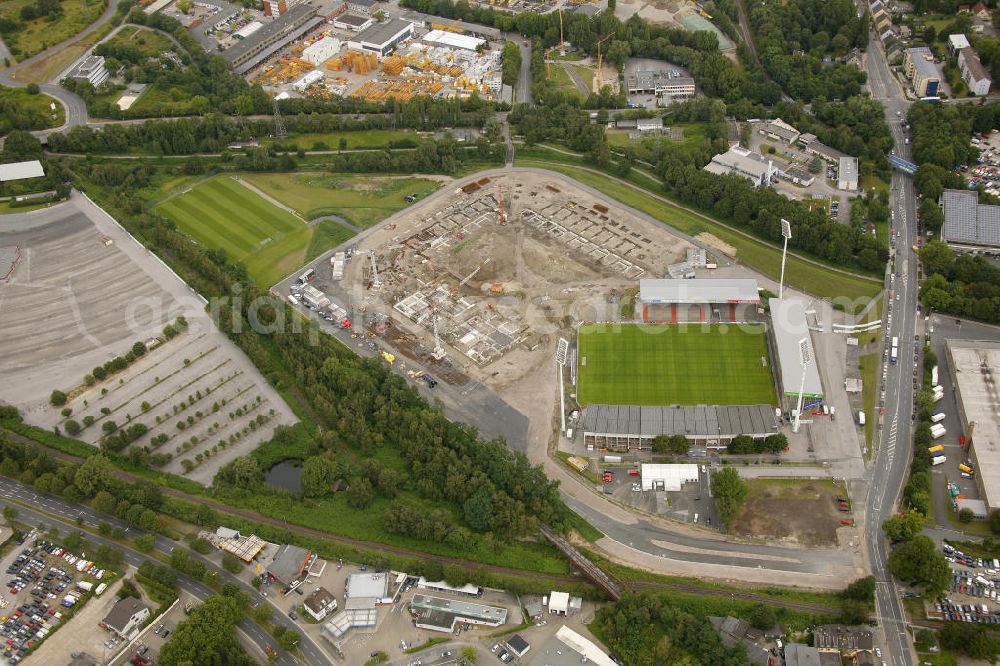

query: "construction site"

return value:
[337, 172, 695, 396]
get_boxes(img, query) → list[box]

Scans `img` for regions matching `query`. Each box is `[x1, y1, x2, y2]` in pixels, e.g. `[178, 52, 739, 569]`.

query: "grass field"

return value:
[0, 0, 107, 60]
[859, 352, 878, 453]
[241, 172, 442, 227]
[154, 175, 348, 286]
[577, 324, 777, 406]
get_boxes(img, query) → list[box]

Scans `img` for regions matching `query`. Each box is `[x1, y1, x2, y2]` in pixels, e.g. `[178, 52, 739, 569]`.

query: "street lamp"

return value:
[779, 218, 792, 300]
[792, 337, 811, 434]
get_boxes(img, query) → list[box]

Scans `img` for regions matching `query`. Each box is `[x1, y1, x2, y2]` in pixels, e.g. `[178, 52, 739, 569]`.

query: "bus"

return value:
[928, 444, 945, 454]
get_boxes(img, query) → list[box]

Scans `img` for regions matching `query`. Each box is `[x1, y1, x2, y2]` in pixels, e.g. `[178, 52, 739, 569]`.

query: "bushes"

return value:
[726, 434, 787, 455]
[49, 390, 67, 407]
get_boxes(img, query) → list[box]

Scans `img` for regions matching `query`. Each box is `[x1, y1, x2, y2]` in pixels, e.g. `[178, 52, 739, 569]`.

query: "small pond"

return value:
[264, 459, 302, 492]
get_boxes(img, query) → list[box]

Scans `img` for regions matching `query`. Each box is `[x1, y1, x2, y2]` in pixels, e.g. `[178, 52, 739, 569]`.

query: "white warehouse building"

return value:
[640, 464, 699, 492]
[302, 36, 341, 65]
[421, 29, 485, 52]
[347, 18, 414, 57]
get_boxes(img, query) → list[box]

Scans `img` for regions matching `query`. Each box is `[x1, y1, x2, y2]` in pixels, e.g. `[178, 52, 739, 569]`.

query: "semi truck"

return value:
[930, 424, 947, 439]
[931, 411, 946, 423]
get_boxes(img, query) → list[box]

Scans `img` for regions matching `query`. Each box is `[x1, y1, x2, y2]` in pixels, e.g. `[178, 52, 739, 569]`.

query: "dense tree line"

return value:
[0, 86, 55, 136]
[711, 467, 748, 531]
[46, 101, 490, 155]
[920, 241, 1000, 323]
[158, 595, 252, 666]
[501, 41, 521, 87]
[749, 0, 869, 102]
[591, 594, 750, 666]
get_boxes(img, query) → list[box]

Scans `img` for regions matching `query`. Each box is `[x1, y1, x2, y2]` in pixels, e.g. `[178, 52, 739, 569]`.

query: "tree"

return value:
[276, 628, 300, 651]
[501, 41, 522, 87]
[74, 454, 112, 497]
[134, 534, 156, 552]
[652, 435, 689, 455]
[939, 621, 999, 661]
[64, 419, 81, 436]
[839, 599, 871, 625]
[300, 455, 337, 498]
[959, 508, 975, 523]
[919, 240, 954, 278]
[990, 510, 1000, 535]
[748, 603, 776, 630]
[882, 512, 926, 542]
[49, 390, 67, 407]
[346, 477, 374, 509]
[2, 506, 17, 523]
[842, 575, 876, 603]
[887, 535, 952, 596]
[461, 646, 477, 663]
[710, 468, 748, 530]
[215, 456, 261, 489]
[158, 595, 250, 666]
[808, 155, 824, 174]
[92, 490, 117, 515]
[463, 487, 494, 532]
[252, 604, 272, 624]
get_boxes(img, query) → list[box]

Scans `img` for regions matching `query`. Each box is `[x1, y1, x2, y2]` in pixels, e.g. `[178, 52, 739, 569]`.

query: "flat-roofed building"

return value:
[0, 160, 45, 183]
[704, 146, 776, 188]
[625, 70, 696, 99]
[347, 0, 376, 14]
[813, 625, 874, 656]
[903, 47, 941, 97]
[959, 46, 992, 96]
[640, 464, 699, 491]
[223, 5, 323, 75]
[946, 340, 1000, 512]
[302, 35, 342, 65]
[838, 156, 859, 191]
[410, 594, 507, 633]
[949, 33, 971, 54]
[421, 28, 484, 51]
[768, 298, 823, 409]
[332, 12, 373, 31]
[347, 18, 414, 56]
[940, 188, 1000, 251]
[266, 544, 314, 589]
[416, 577, 481, 597]
[526, 626, 616, 666]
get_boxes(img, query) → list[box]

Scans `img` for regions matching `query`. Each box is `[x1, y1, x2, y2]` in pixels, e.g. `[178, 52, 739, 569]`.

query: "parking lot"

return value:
[932, 544, 1000, 625]
[597, 464, 717, 527]
[0, 533, 117, 664]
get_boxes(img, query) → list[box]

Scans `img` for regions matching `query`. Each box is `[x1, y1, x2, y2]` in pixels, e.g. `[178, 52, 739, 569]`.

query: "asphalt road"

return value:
[0, 476, 334, 666]
[863, 36, 919, 666]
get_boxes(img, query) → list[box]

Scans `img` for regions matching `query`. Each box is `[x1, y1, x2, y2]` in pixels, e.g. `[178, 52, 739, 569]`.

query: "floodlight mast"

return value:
[792, 337, 811, 434]
[779, 218, 792, 300]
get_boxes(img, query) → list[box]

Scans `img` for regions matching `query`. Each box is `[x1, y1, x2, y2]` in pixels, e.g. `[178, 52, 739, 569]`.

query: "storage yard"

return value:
[169, 1, 510, 101]
[291, 172, 696, 403]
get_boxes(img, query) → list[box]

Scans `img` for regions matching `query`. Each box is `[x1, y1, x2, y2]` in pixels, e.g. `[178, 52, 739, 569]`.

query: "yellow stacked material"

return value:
[326, 57, 343, 70]
[382, 55, 406, 76]
[291, 43, 305, 54]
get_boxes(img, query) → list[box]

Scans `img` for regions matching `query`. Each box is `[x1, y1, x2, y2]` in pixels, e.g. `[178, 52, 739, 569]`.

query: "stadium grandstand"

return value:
[639, 278, 761, 323]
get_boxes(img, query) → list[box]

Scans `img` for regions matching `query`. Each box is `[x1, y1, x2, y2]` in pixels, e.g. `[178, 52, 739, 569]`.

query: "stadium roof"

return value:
[768, 298, 823, 398]
[581, 404, 777, 438]
[948, 340, 1000, 511]
[639, 278, 760, 304]
[0, 160, 44, 182]
[941, 189, 1000, 248]
[353, 17, 413, 48]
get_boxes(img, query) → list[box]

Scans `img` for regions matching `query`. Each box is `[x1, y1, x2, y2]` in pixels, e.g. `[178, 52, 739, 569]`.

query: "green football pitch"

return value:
[155, 176, 315, 286]
[577, 324, 777, 406]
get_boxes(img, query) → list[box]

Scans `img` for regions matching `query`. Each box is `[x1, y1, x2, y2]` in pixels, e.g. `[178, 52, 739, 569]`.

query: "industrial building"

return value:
[638, 278, 761, 323]
[416, 577, 481, 597]
[347, 0, 376, 14]
[302, 35, 342, 65]
[903, 47, 941, 97]
[639, 464, 699, 492]
[409, 594, 507, 633]
[0, 160, 44, 183]
[581, 404, 778, 451]
[332, 12, 373, 31]
[946, 340, 1000, 513]
[347, 17, 414, 56]
[940, 188, 1000, 251]
[768, 298, 823, 408]
[265, 544, 315, 590]
[625, 70, 696, 99]
[703, 146, 777, 188]
[959, 47, 992, 96]
[801, 138, 849, 164]
[759, 118, 800, 144]
[223, 5, 323, 75]
[546, 590, 582, 615]
[812, 625, 874, 658]
[421, 29, 485, 52]
[71, 55, 109, 87]
[838, 156, 859, 191]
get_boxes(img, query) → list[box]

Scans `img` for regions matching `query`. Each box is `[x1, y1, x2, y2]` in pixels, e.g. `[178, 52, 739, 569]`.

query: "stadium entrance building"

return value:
[639, 278, 761, 323]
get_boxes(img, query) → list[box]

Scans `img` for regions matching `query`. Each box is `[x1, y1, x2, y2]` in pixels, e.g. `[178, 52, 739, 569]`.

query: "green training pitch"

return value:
[577, 324, 777, 406]
[154, 175, 318, 286]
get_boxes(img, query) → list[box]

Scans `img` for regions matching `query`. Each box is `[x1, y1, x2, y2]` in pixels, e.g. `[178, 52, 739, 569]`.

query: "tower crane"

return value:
[458, 257, 491, 290]
[595, 31, 615, 92]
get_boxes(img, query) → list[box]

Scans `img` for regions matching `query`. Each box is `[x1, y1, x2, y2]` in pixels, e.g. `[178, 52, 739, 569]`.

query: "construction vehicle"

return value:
[381, 351, 395, 364]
